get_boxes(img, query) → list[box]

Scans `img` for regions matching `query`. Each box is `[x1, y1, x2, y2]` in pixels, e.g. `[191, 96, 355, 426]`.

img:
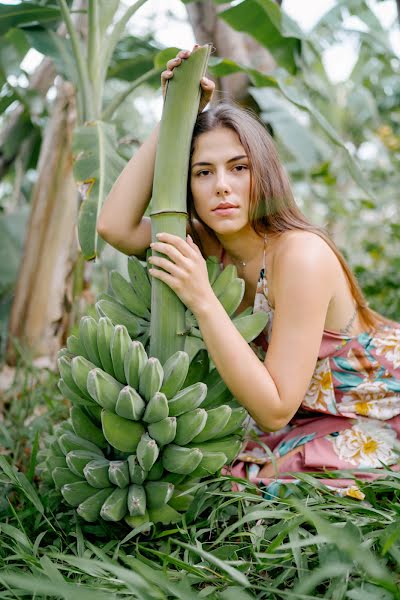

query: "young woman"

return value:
[97, 46, 400, 499]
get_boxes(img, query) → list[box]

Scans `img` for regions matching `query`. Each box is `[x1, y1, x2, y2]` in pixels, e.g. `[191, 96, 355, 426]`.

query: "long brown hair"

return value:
[187, 101, 392, 333]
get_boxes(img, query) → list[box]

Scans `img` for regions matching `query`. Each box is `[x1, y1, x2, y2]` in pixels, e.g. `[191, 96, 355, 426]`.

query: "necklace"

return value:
[226, 234, 267, 268]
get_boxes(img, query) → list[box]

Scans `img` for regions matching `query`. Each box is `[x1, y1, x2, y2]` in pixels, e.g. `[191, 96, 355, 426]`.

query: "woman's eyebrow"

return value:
[191, 154, 248, 168]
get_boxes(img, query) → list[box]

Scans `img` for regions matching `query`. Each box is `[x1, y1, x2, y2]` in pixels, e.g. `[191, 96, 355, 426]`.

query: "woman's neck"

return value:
[217, 227, 266, 267]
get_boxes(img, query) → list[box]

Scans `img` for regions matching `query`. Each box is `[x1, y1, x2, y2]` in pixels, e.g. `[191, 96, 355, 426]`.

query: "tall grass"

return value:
[1, 362, 399, 599]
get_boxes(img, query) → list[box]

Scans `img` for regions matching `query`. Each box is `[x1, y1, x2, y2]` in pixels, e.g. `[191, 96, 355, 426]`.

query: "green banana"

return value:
[110, 324, 131, 384]
[136, 433, 159, 471]
[148, 504, 182, 525]
[52, 467, 83, 489]
[125, 511, 150, 529]
[206, 256, 221, 285]
[97, 316, 116, 378]
[212, 264, 237, 297]
[169, 492, 194, 512]
[162, 445, 203, 475]
[127, 484, 147, 517]
[110, 270, 151, 320]
[147, 417, 176, 446]
[218, 277, 245, 317]
[77, 488, 113, 522]
[143, 392, 169, 424]
[58, 433, 104, 457]
[101, 410, 145, 453]
[79, 316, 102, 367]
[174, 408, 207, 445]
[190, 435, 243, 463]
[183, 349, 209, 388]
[58, 378, 92, 409]
[100, 487, 128, 522]
[70, 406, 107, 448]
[146, 459, 164, 481]
[189, 451, 227, 478]
[85, 403, 102, 425]
[160, 351, 190, 399]
[66, 334, 87, 359]
[127, 255, 151, 309]
[139, 357, 164, 402]
[71, 355, 97, 396]
[83, 458, 111, 488]
[191, 405, 232, 443]
[201, 369, 232, 409]
[58, 356, 91, 401]
[169, 484, 195, 511]
[96, 299, 143, 337]
[86, 368, 123, 411]
[115, 386, 145, 421]
[61, 481, 98, 507]
[167, 382, 207, 417]
[232, 310, 269, 343]
[66, 450, 102, 477]
[50, 438, 64, 458]
[108, 460, 130, 488]
[127, 455, 147, 485]
[124, 341, 148, 390]
[46, 455, 67, 472]
[214, 406, 247, 438]
[145, 481, 174, 509]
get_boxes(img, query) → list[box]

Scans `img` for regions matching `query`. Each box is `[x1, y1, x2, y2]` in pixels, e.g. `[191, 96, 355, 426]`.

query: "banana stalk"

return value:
[149, 45, 212, 363]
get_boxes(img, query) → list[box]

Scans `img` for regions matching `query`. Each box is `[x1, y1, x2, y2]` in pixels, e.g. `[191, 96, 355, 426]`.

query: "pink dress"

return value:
[221, 246, 400, 500]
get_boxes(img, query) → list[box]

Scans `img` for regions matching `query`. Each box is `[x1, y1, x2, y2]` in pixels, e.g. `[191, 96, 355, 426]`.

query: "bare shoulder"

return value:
[273, 230, 338, 274]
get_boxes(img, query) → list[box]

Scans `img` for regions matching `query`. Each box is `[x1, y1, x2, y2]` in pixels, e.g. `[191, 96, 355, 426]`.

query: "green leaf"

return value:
[250, 87, 326, 169]
[173, 539, 251, 588]
[23, 26, 78, 83]
[0, 27, 30, 77]
[0, 207, 29, 296]
[0, 2, 61, 36]
[73, 121, 126, 259]
[218, 0, 302, 74]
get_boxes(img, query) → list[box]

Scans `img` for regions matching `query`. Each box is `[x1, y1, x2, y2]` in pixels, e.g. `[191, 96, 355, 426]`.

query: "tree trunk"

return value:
[185, 1, 276, 105]
[6, 80, 79, 365]
[6, 0, 88, 366]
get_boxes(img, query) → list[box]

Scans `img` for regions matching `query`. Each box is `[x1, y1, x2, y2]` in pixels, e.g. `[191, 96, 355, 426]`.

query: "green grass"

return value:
[1, 362, 399, 599]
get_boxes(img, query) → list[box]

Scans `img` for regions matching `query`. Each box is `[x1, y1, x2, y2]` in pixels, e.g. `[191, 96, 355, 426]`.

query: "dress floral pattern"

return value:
[227, 251, 400, 500]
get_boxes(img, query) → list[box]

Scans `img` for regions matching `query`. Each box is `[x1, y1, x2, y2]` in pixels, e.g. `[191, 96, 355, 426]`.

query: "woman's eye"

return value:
[234, 165, 247, 172]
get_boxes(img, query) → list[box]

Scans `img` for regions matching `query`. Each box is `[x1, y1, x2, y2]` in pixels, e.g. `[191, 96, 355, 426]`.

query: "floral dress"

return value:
[224, 247, 400, 500]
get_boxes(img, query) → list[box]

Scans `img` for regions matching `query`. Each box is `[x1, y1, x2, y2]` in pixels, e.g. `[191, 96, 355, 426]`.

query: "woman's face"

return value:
[190, 127, 251, 236]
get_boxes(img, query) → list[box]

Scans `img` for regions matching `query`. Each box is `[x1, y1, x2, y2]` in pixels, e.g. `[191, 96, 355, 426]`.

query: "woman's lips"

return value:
[212, 206, 239, 216]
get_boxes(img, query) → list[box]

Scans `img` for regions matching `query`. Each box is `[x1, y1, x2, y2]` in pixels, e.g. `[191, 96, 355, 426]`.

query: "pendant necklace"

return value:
[226, 234, 267, 269]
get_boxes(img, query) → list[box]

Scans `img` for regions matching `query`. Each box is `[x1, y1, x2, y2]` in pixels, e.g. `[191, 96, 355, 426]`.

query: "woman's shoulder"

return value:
[272, 229, 337, 272]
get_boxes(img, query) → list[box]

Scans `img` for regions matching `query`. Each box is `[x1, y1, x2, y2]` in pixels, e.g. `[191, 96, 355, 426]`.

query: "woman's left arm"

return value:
[148, 232, 335, 432]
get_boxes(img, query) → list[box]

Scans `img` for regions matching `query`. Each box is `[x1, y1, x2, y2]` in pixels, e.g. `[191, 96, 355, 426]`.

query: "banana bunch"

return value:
[39, 255, 269, 527]
[42, 330, 247, 527]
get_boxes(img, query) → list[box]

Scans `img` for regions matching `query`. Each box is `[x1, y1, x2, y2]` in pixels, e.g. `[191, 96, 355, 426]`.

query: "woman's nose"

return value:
[215, 171, 231, 195]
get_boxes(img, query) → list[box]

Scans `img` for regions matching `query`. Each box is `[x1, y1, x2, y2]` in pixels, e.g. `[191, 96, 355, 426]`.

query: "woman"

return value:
[97, 46, 400, 499]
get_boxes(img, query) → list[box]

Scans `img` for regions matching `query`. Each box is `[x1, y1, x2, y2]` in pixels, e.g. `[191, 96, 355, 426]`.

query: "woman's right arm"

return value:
[97, 45, 214, 259]
[96, 121, 160, 258]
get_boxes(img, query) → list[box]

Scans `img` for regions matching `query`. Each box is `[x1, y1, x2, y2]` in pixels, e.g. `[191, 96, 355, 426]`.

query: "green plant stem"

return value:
[101, 67, 161, 121]
[149, 45, 212, 363]
[87, 0, 100, 114]
[100, 0, 149, 93]
[57, 0, 94, 122]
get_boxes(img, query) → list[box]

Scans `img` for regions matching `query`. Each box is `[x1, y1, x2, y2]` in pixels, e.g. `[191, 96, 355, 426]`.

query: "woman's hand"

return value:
[161, 44, 215, 113]
[148, 232, 215, 314]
